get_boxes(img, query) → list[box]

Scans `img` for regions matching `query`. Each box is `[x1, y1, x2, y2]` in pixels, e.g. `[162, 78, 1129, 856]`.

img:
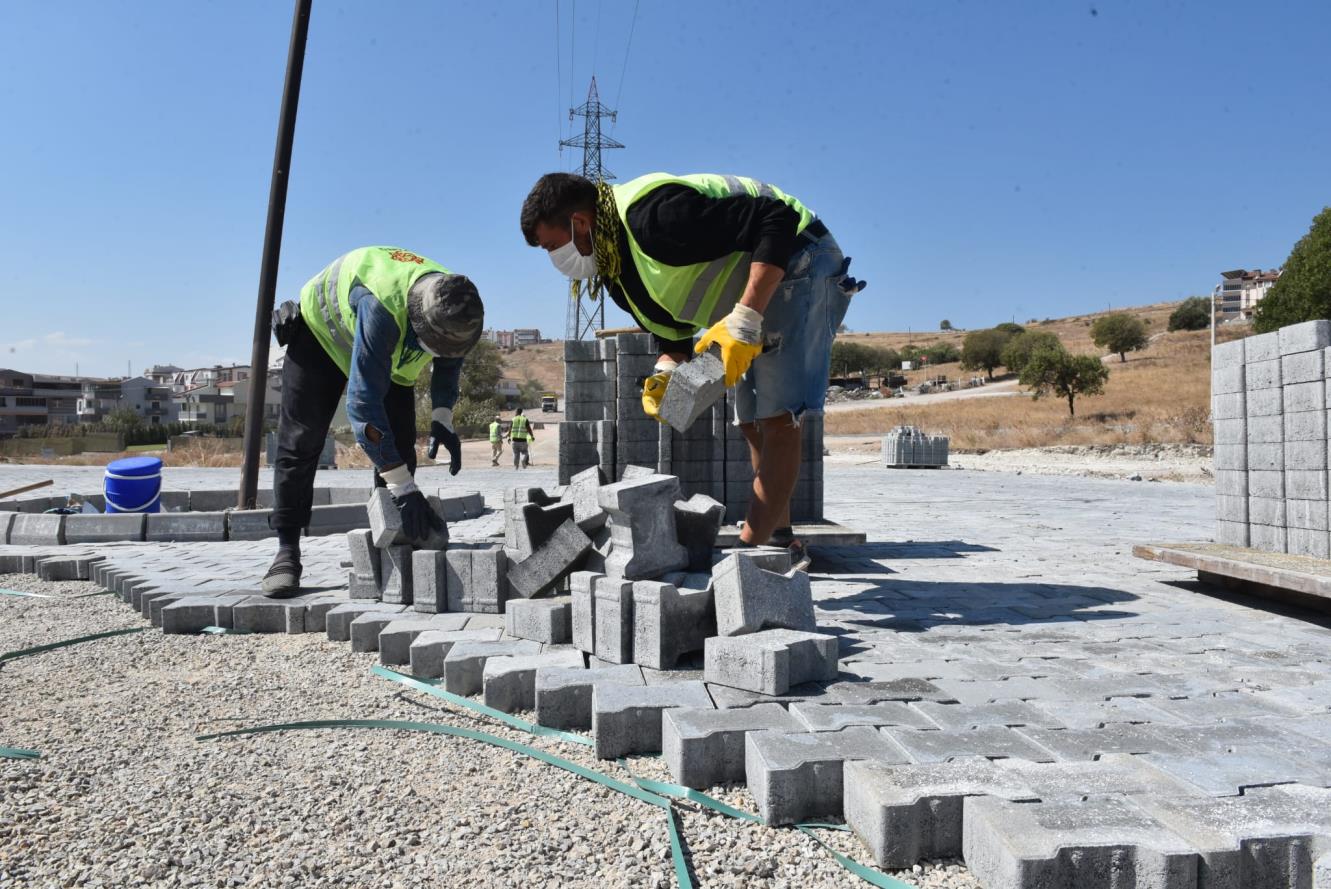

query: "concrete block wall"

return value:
[562, 333, 824, 524]
[1214, 320, 1331, 555]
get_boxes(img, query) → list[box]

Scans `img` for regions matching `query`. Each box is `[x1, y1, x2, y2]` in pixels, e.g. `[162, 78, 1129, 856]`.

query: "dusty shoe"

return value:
[787, 539, 811, 573]
[261, 550, 302, 596]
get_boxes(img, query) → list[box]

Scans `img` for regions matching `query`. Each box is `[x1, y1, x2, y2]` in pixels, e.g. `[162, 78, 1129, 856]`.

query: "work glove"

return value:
[425, 407, 462, 475]
[695, 303, 763, 387]
[396, 490, 443, 542]
[640, 357, 678, 424]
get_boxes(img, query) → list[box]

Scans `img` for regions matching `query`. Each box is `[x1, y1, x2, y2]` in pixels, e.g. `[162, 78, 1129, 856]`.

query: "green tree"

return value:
[939, 319, 953, 331]
[413, 338, 505, 434]
[1253, 207, 1331, 333]
[994, 322, 1026, 337]
[104, 407, 142, 433]
[1001, 330, 1064, 374]
[1020, 347, 1110, 416]
[921, 341, 960, 365]
[1090, 313, 1149, 362]
[829, 341, 874, 376]
[518, 375, 545, 408]
[1168, 296, 1212, 332]
[960, 328, 1010, 380]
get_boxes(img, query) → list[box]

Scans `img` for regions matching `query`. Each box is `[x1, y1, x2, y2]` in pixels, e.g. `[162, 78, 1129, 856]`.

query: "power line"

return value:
[612, 0, 640, 125]
[554, 0, 563, 149]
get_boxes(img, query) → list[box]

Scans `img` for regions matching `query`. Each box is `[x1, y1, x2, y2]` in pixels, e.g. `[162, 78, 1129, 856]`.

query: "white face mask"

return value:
[548, 224, 598, 280]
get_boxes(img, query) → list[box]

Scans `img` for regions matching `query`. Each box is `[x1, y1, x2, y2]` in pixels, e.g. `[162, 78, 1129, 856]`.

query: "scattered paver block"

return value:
[378, 614, 469, 665]
[712, 552, 816, 636]
[598, 474, 689, 579]
[789, 702, 939, 732]
[910, 700, 1066, 731]
[232, 597, 307, 634]
[885, 726, 1059, 763]
[632, 579, 715, 670]
[704, 629, 838, 695]
[8, 513, 66, 546]
[506, 519, 591, 598]
[350, 610, 424, 652]
[367, 488, 406, 547]
[442, 639, 542, 696]
[63, 513, 145, 544]
[481, 650, 585, 713]
[145, 512, 226, 542]
[325, 603, 405, 642]
[380, 544, 413, 605]
[662, 703, 802, 789]
[593, 576, 635, 664]
[570, 570, 602, 653]
[673, 493, 725, 571]
[346, 529, 381, 590]
[560, 466, 609, 533]
[659, 350, 725, 433]
[411, 549, 448, 612]
[844, 757, 1040, 869]
[408, 627, 503, 678]
[509, 500, 577, 558]
[535, 663, 643, 730]
[444, 544, 509, 614]
[504, 595, 572, 644]
[744, 726, 910, 825]
[592, 680, 714, 759]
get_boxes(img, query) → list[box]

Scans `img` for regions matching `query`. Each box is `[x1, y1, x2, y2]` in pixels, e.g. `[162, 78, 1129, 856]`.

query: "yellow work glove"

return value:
[695, 303, 763, 387]
[641, 357, 678, 424]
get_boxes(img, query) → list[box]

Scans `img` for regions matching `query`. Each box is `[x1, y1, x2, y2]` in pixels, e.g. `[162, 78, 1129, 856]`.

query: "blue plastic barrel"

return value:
[104, 456, 163, 514]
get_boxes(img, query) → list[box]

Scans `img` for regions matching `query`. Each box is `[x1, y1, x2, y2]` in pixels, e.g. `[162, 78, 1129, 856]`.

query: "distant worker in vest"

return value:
[509, 407, 534, 469]
[520, 173, 864, 549]
[488, 414, 506, 466]
[263, 246, 485, 595]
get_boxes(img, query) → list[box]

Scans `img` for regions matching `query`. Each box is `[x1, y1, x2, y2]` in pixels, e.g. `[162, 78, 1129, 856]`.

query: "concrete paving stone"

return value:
[138, 588, 185, 620]
[569, 570, 602, 653]
[1279, 319, 1331, 355]
[506, 519, 591, 599]
[1024, 697, 1183, 729]
[592, 576, 635, 664]
[349, 609, 422, 652]
[845, 757, 1040, 869]
[367, 488, 405, 547]
[911, 701, 1066, 731]
[509, 500, 577, 559]
[161, 595, 254, 633]
[146, 591, 194, 626]
[592, 679, 714, 760]
[144, 511, 227, 542]
[790, 702, 940, 732]
[659, 351, 726, 432]
[324, 486, 374, 505]
[962, 796, 1198, 889]
[349, 568, 380, 600]
[534, 663, 643, 730]
[704, 629, 839, 695]
[442, 639, 543, 695]
[36, 553, 103, 582]
[1137, 784, 1331, 889]
[1014, 724, 1192, 761]
[1243, 386, 1281, 418]
[226, 509, 274, 541]
[886, 725, 1059, 764]
[559, 466, 609, 534]
[482, 649, 585, 713]
[632, 579, 715, 670]
[378, 614, 468, 665]
[301, 595, 347, 633]
[673, 493, 725, 572]
[411, 549, 447, 612]
[712, 551, 816, 637]
[1138, 749, 1328, 796]
[232, 597, 307, 634]
[745, 726, 910, 825]
[412, 497, 451, 550]
[63, 513, 145, 544]
[444, 544, 508, 614]
[8, 513, 66, 546]
[380, 544, 413, 605]
[598, 474, 689, 580]
[662, 704, 802, 789]
[1276, 712, 1331, 744]
[504, 595, 572, 644]
[407, 627, 503, 678]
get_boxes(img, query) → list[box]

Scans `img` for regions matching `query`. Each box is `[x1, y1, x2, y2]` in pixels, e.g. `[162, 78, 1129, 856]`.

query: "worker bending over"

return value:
[520, 173, 863, 547]
[264, 246, 484, 594]
[509, 407, 534, 469]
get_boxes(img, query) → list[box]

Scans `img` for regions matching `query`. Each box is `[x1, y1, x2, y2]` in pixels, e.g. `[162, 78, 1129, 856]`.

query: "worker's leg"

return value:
[740, 414, 803, 545]
[739, 420, 796, 534]
[512, 442, 522, 469]
[378, 382, 418, 489]
[268, 318, 346, 591]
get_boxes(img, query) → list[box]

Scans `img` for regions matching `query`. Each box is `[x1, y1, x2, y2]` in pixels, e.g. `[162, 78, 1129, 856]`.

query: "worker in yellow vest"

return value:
[508, 408, 534, 469]
[488, 414, 505, 466]
[520, 173, 864, 549]
[263, 246, 484, 595]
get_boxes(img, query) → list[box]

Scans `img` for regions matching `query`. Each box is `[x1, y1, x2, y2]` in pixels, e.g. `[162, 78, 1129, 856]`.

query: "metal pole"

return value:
[238, 0, 313, 509]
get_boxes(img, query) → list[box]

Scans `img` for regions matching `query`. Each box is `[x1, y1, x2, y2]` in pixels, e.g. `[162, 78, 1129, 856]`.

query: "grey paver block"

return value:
[560, 466, 608, 533]
[443, 544, 509, 614]
[416, 496, 452, 550]
[481, 650, 585, 713]
[407, 627, 503, 678]
[226, 509, 274, 541]
[673, 493, 725, 571]
[145, 512, 226, 542]
[745, 726, 909, 825]
[380, 544, 413, 605]
[1024, 697, 1180, 729]
[325, 603, 405, 641]
[912, 701, 1067, 731]
[790, 702, 940, 732]
[0, 512, 13, 544]
[659, 350, 725, 432]
[1278, 319, 1331, 355]
[367, 488, 405, 547]
[161, 595, 253, 633]
[506, 519, 591, 599]
[570, 570, 601, 653]
[63, 513, 145, 544]
[632, 579, 715, 670]
[378, 614, 467, 665]
[534, 663, 643, 730]
[593, 576, 634, 664]
[886, 726, 1059, 763]
[442, 639, 542, 695]
[592, 680, 714, 759]
[962, 796, 1198, 889]
[704, 628, 838, 695]
[411, 549, 447, 612]
[712, 552, 815, 636]
[8, 513, 66, 546]
[349, 610, 421, 652]
[662, 703, 801, 789]
[232, 598, 306, 634]
[1014, 724, 1189, 761]
[598, 474, 688, 580]
[302, 595, 346, 633]
[504, 595, 572, 644]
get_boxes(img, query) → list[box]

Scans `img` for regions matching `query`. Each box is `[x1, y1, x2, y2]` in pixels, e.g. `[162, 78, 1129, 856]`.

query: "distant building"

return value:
[483, 329, 544, 348]
[1216, 268, 1281, 320]
[0, 370, 90, 435]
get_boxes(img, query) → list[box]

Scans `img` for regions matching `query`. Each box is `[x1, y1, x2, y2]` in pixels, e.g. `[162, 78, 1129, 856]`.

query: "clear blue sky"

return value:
[2, 0, 1328, 377]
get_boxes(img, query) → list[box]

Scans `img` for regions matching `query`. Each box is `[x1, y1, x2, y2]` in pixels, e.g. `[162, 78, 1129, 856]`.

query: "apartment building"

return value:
[1216, 268, 1282, 320]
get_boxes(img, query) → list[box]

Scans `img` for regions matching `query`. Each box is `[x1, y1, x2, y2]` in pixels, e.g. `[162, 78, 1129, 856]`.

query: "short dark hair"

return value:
[520, 173, 597, 246]
[515, 407, 524, 415]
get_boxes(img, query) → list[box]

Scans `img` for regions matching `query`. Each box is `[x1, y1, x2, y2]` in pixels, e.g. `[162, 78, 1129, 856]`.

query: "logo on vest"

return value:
[389, 250, 425, 264]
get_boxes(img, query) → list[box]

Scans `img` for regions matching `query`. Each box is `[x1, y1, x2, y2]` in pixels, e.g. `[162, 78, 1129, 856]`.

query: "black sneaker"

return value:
[261, 550, 302, 596]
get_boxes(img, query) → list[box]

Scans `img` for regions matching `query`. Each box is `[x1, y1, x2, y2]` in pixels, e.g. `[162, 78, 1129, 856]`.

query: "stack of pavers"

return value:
[1213, 319, 1331, 557]
[561, 332, 824, 524]
[881, 425, 950, 469]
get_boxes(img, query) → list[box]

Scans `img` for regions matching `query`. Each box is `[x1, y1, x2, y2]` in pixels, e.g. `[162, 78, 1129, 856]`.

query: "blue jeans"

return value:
[733, 230, 853, 424]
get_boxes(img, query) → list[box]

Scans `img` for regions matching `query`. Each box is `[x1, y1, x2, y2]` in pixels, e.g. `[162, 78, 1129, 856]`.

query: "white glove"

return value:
[379, 463, 419, 498]
[432, 406, 455, 432]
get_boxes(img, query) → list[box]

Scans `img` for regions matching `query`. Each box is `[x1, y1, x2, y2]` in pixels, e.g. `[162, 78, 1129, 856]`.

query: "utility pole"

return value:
[238, 0, 312, 509]
[560, 77, 624, 341]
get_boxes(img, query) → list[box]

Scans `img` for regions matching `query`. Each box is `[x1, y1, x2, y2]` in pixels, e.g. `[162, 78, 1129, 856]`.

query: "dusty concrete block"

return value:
[659, 351, 726, 432]
[704, 629, 838, 695]
[712, 552, 816, 637]
[1249, 523, 1287, 552]
[441, 639, 542, 695]
[349, 610, 421, 652]
[367, 488, 406, 547]
[592, 680, 714, 759]
[1282, 349, 1325, 384]
[535, 663, 643, 730]
[662, 704, 801, 789]
[8, 513, 67, 546]
[1211, 392, 1245, 420]
[378, 614, 467, 665]
[1012, 724, 1186, 761]
[599, 474, 689, 580]
[1248, 496, 1285, 526]
[1248, 469, 1284, 498]
[1284, 408, 1327, 441]
[560, 466, 609, 533]
[226, 509, 274, 541]
[232, 598, 306, 634]
[1279, 319, 1331, 355]
[482, 650, 585, 713]
[673, 494, 725, 571]
[412, 549, 447, 612]
[570, 570, 603, 653]
[301, 596, 346, 633]
[962, 796, 1198, 889]
[504, 595, 572, 644]
[593, 576, 635, 664]
[63, 513, 145, 544]
[380, 544, 414, 605]
[444, 545, 509, 614]
[161, 595, 253, 634]
[145, 511, 226, 542]
[0, 512, 13, 544]
[1214, 495, 1249, 523]
[1286, 469, 1327, 500]
[745, 726, 909, 825]
[1283, 380, 1325, 414]
[412, 496, 452, 550]
[789, 702, 939, 732]
[1246, 330, 1280, 362]
[632, 579, 715, 671]
[887, 726, 1059, 763]
[1211, 365, 1245, 395]
[1212, 337, 1245, 367]
[1244, 386, 1282, 418]
[407, 627, 503, 677]
[506, 520, 591, 599]
[1245, 359, 1281, 391]
[1246, 413, 1283, 443]
[1288, 527, 1330, 559]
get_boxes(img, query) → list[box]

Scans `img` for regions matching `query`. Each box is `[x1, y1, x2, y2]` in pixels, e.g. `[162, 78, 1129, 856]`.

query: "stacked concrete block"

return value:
[481, 649, 585, 713]
[1243, 330, 1287, 552]
[712, 551, 816, 636]
[1212, 336, 1249, 546]
[441, 639, 542, 696]
[378, 614, 469, 665]
[632, 578, 715, 670]
[559, 466, 609, 533]
[662, 704, 802, 789]
[557, 419, 615, 487]
[504, 595, 572, 644]
[591, 679, 714, 759]
[599, 474, 689, 580]
[563, 338, 617, 425]
[407, 627, 503, 678]
[882, 425, 949, 469]
[506, 519, 592, 598]
[592, 576, 636, 664]
[444, 545, 508, 614]
[379, 545, 413, 605]
[1281, 321, 1331, 557]
[703, 628, 839, 695]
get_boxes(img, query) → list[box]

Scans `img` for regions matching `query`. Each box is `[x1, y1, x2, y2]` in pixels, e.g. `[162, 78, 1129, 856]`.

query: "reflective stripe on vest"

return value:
[489, 422, 502, 443]
[313, 254, 352, 355]
[510, 416, 530, 440]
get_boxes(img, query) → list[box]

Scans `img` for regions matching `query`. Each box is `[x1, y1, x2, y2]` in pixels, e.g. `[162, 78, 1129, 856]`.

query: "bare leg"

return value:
[739, 414, 803, 545]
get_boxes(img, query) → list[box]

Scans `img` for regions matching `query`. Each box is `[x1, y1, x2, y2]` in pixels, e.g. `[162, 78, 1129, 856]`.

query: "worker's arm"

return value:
[425, 356, 464, 474]
[347, 291, 407, 470]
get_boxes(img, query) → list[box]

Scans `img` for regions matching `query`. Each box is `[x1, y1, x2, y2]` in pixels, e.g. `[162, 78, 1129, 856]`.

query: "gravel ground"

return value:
[0, 574, 978, 889]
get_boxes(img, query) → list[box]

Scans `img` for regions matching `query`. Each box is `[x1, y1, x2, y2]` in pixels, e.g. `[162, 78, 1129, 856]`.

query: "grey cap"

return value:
[407, 272, 484, 358]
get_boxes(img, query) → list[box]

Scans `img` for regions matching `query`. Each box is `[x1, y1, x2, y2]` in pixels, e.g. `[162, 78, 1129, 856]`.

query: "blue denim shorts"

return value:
[733, 230, 853, 424]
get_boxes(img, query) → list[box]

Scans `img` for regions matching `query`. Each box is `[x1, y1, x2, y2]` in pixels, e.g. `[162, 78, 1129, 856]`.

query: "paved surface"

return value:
[9, 464, 1331, 884]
